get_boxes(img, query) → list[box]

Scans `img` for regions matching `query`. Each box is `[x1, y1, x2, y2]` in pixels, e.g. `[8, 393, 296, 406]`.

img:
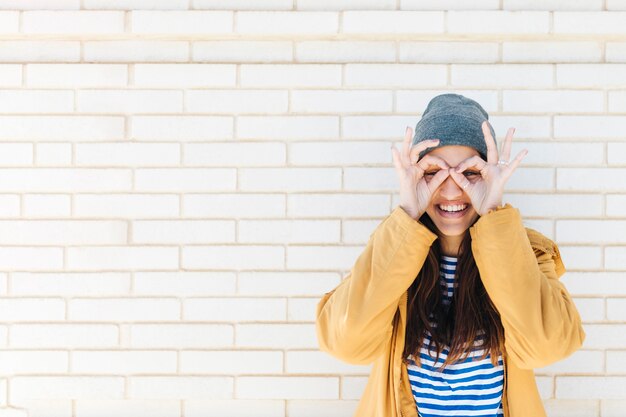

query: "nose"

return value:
[438, 174, 464, 199]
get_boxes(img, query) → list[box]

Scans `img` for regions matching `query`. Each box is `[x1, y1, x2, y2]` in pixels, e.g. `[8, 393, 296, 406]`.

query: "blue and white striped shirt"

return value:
[407, 255, 504, 417]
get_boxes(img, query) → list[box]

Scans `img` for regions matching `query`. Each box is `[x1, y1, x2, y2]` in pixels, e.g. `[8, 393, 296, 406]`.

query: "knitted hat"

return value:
[411, 93, 497, 161]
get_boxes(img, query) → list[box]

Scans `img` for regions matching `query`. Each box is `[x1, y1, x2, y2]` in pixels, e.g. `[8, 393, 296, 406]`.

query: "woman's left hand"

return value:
[448, 121, 528, 216]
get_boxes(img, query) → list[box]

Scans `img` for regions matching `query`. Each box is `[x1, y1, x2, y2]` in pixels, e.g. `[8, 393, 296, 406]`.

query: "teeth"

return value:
[439, 204, 467, 212]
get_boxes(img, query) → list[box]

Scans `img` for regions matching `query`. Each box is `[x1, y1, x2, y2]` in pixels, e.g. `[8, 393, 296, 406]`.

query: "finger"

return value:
[391, 145, 405, 178]
[455, 155, 487, 174]
[417, 153, 450, 173]
[401, 127, 412, 167]
[409, 138, 440, 165]
[500, 127, 515, 162]
[448, 168, 473, 192]
[482, 121, 498, 165]
[502, 149, 528, 180]
[426, 168, 450, 192]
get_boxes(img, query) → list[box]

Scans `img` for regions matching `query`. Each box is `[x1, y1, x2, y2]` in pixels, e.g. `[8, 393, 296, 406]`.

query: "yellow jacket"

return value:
[316, 204, 585, 417]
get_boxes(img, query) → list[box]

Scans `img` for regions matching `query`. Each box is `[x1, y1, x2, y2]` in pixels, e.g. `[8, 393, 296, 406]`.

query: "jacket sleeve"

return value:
[315, 206, 438, 365]
[470, 203, 586, 369]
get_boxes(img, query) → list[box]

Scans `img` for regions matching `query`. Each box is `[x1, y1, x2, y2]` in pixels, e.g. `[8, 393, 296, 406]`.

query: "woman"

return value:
[315, 94, 585, 417]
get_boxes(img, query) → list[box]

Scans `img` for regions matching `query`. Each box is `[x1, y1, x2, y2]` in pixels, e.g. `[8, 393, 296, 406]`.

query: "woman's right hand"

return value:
[391, 127, 451, 220]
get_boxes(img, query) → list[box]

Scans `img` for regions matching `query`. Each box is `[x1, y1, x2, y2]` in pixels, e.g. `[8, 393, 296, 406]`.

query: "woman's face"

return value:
[422, 145, 481, 238]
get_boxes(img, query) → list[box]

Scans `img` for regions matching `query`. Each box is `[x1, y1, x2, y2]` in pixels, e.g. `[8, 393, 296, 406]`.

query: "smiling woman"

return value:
[315, 93, 586, 417]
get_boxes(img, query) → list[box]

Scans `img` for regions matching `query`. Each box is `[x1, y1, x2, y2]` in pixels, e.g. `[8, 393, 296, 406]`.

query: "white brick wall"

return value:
[0, 1, 621, 416]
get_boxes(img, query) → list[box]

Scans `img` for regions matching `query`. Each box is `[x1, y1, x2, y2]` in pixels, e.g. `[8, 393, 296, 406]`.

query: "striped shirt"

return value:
[406, 255, 504, 417]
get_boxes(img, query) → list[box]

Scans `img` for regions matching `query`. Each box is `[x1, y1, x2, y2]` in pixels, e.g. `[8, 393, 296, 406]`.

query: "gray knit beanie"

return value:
[412, 93, 497, 161]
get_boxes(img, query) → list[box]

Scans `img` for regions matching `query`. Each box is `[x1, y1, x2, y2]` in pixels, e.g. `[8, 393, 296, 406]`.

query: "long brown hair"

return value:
[402, 212, 505, 371]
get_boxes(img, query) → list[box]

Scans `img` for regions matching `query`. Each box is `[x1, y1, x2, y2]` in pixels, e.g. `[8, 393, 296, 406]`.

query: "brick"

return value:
[70, 298, 179, 321]
[504, 0, 602, 9]
[346, 64, 446, 87]
[0, 65, 21, 86]
[504, 194, 603, 218]
[130, 324, 233, 348]
[131, 11, 232, 34]
[397, 90, 498, 113]
[185, 400, 284, 417]
[10, 377, 124, 401]
[606, 42, 626, 62]
[237, 12, 338, 34]
[238, 272, 340, 296]
[184, 142, 285, 167]
[239, 220, 339, 244]
[508, 142, 603, 165]
[401, 0, 498, 9]
[0, 11, 18, 32]
[183, 298, 287, 322]
[343, 11, 444, 34]
[36, 143, 72, 166]
[77, 90, 182, 114]
[75, 400, 180, 417]
[299, 0, 395, 9]
[536, 350, 604, 375]
[0, 0, 79, 9]
[449, 11, 549, 34]
[180, 351, 283, 374]
[131, 116, 233, 141]
[343, 219, 381, 244]
[182, 245, 284, 270]
[289, 141, 391, 165]
[288, 297, 319, 322]
[0, 143, 31, 165]
[607, 298, 626, 320]
[84, 0, 188, 8]
[22, 11, 124, 34]
[0, 299, 64, 321]
[296, 41, 395, 63]
[134, 64, 236, 87]
[342, 376, 367, 399]
[558, 246, 602, 270]
[607, 194, 626, 217]
[542, 399, 600, 417]
[287, 400, 358, 417]
[558, 168, 626, 191]
[74, 194, 179, 218]
[574, 297, 605, 322]
[399, 42, 498, 63]
[0, 248, 62, 270]
[0, 196, 17, 218]
[557, 64, 626, 87]
[134, 272, 236, 296]
[0, 41, 80, 62]
[291, 90, 392, 113]
[555, 11, 626, 34]
[0, 351, 67, 374]
[342, 115, 419, 139]
[73, 351, 176, 374]
[0, 169, 131, 192]
[183, 193, 285, 219]
[0, 117, 124, 141]
[287, 245, 363, 270]
[287, 194, 389, 218]
[27, 64, 127, 87]
[24, 194, 70, 218]
[452, 64, 553, 87]
[581, 325, 626, 349]
[0, 220, 126, 245]
[557, 220, 626, 244]
[535, 376, 553, 399]
[238, 116, 338, 140]
[84, 41, 188, 63]
[237, 377, 338, 399]
[608, 92, 626, 113]
[503, 90, 603, 113]
[239, 168, 341, 191]
[240, 64, 341, 87]
[556, 376, 626, 399]
[195, 0, 292, 9]
[186, 90, 287, 114]
[193, 41, 292, 63]
[602, 400, 626, 416]
[342, 167, 401, 191]
[129, 376, 233, 399]
[132, 220, 236, 243]
[236, 323, 317, 348]
[286, 351, 370, 374]
[67, 247, 178, 271]
[503, 41, 602, 63]
[608, 0, 626, 9]
[76, 143, 180, 166]
[608, 143, 626, 165]
[606, 351, 626, 373]
[10, 324, 118, 348]
[11, 272, 129, 296]
[135, 168, 236, 191]
[563, 272, 626, 296]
